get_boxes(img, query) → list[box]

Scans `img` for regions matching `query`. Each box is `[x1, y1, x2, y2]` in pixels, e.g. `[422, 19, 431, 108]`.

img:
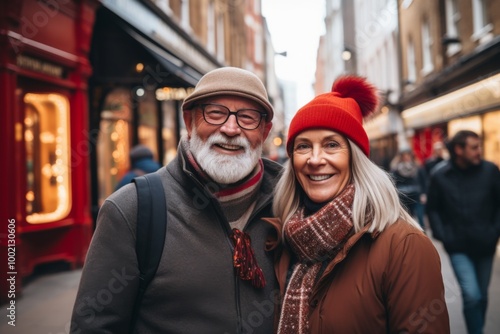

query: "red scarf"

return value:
[277, 184, 355, 334]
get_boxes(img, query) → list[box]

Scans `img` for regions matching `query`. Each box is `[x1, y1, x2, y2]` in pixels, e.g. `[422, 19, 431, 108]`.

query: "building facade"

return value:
[317, 0, 500, 168]
[354, 0, 404, 169]
[398, 0, 500, 166]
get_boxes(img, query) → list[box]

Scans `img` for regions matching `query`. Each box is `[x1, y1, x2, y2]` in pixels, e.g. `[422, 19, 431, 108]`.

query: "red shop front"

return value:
[0, 0, 99, 303]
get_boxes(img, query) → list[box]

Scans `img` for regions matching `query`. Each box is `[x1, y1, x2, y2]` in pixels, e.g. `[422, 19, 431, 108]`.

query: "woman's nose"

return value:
[307, 147, 324, 165]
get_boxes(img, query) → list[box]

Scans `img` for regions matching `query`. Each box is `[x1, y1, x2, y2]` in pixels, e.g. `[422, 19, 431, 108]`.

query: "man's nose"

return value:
[219, 114, 241, 136]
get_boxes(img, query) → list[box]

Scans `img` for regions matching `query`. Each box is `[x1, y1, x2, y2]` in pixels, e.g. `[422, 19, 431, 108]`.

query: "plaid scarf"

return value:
[277, 184, 355, 334]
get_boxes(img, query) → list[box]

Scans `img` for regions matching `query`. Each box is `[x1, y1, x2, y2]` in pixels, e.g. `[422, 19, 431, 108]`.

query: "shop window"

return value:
[448, 115, 482, 138]
[161, 100, 178, 165]
[483, 111, 500, 168]
[25, 93, 71, 224]
[138, 90, 159, 160]
[97, 89, 132, 205]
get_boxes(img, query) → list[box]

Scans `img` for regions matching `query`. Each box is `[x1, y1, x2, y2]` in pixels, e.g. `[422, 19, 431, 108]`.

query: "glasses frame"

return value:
[197, 103, 267, 130]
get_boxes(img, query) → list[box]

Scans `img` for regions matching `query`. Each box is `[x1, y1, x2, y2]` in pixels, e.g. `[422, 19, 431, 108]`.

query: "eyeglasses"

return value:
[197, 103, 267, 130]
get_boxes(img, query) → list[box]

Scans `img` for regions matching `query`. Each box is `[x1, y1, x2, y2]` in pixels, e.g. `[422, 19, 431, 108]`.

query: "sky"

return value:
[261, 0, 326, 109]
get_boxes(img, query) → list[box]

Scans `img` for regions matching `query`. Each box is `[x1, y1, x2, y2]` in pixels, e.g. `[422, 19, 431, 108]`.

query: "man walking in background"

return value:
[427, 130, 500, 334]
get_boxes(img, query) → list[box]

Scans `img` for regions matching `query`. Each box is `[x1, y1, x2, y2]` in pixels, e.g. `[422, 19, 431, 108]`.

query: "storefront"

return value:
[0, 0, 99, 302]
[402, 72, 500, 167]
[88, 1, 222, 218]
[0, 0, 223, 302]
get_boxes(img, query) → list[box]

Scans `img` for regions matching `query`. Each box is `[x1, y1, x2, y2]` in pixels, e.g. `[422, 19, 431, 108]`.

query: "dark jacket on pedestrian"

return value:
[115, 157, 162, 190]
[265, 218, 449, 334]
[71, 143, 282, 333]
[426, 160, 500, 255]
[391, 162, 422, 214]
[115, 145, 162, 191]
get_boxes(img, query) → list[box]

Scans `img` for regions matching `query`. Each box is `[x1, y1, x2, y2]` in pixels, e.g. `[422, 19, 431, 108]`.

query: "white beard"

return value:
[189, 127, 262, 184]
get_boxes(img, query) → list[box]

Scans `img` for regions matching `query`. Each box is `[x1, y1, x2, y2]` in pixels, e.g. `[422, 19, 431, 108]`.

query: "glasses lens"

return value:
[236, 109, 262, 129]
[203, 104, 229, 124]
[201, 104, 265, 130]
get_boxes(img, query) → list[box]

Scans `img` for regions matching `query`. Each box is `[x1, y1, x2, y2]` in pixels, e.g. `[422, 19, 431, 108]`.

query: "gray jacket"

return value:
[71, 149, 282, 334]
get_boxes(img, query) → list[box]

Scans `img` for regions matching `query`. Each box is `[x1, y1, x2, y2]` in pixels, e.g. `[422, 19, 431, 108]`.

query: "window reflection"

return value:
[97, 89, 132, 205]
[138, 90, 159, 161]
[25, 93, 71, 223]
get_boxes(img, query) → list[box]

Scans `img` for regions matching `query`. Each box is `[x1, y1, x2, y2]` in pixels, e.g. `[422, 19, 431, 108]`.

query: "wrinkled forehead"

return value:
[200, 95, 264, 110]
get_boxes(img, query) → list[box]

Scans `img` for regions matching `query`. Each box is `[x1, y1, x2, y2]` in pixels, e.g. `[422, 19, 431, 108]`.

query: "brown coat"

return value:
[265, 219, 450, 334]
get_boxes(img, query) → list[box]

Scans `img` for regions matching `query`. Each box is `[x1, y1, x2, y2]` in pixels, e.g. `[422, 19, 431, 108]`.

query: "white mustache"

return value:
[205, 133, 250, 151]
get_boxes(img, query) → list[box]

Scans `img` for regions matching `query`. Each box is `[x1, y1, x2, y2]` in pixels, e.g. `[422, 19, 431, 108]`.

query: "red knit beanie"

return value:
[286, 76, 379, 156]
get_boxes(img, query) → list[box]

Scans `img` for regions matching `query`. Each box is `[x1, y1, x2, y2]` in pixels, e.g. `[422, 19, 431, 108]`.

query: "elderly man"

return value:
[71, 67, 281, 333]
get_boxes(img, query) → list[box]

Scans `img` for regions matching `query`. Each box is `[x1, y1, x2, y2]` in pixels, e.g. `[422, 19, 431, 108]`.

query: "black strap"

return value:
[130, 173, 167, 331]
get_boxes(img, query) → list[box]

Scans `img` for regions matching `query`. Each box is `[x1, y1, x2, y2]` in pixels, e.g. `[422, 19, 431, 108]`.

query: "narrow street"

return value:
[1, 239, 500, 333]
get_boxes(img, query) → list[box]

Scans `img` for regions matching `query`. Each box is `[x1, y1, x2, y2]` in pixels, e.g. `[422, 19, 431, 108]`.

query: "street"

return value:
[1, 239, 500, 334]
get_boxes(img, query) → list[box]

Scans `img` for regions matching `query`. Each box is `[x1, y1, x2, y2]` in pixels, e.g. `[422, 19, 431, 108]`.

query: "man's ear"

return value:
[262, 121, 272, 141]
[183, 110, 193, 138]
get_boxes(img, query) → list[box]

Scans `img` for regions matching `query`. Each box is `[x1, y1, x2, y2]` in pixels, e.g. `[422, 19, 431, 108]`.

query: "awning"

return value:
[402, 72, 500, 129]
[122, 24, 202, 86]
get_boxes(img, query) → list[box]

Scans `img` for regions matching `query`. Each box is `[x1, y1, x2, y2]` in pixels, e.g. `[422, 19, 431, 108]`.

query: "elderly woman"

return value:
[267, 76, 450, 333]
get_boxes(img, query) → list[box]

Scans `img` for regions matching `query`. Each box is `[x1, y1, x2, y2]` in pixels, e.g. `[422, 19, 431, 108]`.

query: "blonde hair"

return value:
[273, 139, 421, 233]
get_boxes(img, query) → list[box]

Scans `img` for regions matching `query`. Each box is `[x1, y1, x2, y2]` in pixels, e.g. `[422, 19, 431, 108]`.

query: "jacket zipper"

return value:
[209, 195, 243, 334]
[185, 166, 271, 334]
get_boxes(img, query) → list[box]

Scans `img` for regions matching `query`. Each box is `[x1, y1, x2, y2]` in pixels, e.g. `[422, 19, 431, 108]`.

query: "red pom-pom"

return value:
[331, 76, 379, 117]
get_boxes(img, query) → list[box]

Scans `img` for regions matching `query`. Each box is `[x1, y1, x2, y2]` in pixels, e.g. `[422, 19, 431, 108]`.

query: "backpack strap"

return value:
[130, 172, 167, 331]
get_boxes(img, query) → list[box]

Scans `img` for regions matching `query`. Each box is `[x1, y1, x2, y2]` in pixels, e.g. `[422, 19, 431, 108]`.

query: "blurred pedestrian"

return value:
[427, 130, 500, 334]
[390, 149, 424, 228]
[114, 144, 161, 191]
[71, 67, 281, 333]
[418, 141, 449, 230]
[424, 141, 449, 178]
[267, 76, 449, 333]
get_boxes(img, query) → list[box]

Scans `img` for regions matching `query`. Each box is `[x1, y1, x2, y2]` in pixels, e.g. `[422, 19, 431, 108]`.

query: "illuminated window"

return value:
[25, 93, 71, 224]
[161, 100, 178, 165]
[97, 88, 132, 204]
[483, 111, 500, 168]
